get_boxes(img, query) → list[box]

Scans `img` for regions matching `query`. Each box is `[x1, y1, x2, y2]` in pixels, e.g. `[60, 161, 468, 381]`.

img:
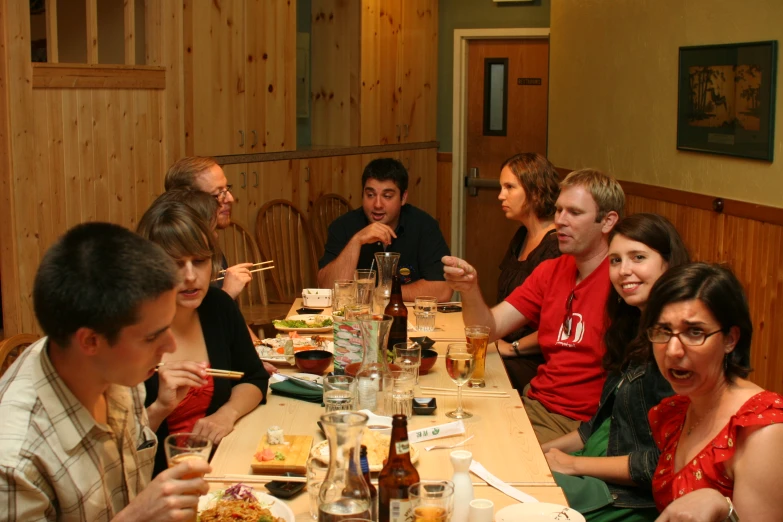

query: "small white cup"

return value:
[468, 498, 494, 522]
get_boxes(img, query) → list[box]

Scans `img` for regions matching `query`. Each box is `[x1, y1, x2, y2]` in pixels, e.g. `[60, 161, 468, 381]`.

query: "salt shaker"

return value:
[450, 450, 474, 522]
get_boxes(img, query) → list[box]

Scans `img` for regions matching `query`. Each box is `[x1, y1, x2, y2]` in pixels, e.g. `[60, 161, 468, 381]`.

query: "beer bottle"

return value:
[384, 272, 408, 362]
[360, 444, 378, 521]
[378, 414, 419, 522]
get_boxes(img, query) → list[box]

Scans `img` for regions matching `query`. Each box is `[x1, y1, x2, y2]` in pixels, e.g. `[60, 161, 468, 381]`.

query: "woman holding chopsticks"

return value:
[138, 198, 270, 476]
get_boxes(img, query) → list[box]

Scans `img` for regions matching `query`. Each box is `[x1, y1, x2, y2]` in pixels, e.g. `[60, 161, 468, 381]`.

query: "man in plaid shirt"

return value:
[0, 223, 210, 521]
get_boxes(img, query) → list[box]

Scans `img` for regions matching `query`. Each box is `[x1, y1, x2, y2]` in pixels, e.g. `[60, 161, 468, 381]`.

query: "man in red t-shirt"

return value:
[443, 169, 624, 443]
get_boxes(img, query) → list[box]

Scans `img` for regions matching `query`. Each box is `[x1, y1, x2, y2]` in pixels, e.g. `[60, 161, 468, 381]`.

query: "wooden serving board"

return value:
[250, 434, 313, 475]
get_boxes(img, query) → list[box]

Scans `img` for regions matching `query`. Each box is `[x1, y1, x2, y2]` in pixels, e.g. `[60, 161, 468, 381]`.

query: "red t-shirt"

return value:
[505, 255, 610, 421]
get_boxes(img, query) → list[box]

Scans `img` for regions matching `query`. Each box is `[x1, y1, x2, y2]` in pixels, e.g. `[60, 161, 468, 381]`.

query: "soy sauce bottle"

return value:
[384, 273, 408, 361]
[378, 414, 419, 522]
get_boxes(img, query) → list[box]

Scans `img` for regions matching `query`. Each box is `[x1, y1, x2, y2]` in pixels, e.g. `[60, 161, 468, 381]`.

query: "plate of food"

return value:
[495, 502, 585, 522]
[273, 314, 334, 333]
[198, 483, 294, 521]
[256, 336, 334, 364]
[311, 429, 420, 472]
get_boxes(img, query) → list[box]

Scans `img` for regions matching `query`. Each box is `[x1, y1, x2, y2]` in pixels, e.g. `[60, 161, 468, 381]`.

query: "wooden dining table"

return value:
[208, 299, 566, 520]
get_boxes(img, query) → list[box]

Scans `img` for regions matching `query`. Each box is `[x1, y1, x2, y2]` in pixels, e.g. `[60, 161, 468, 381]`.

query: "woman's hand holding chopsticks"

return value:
[147, 361, 209, 431]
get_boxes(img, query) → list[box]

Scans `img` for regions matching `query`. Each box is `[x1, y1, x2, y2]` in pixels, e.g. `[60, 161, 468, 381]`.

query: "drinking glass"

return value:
[387, 369, 415, 418]
[333, 280, 357, 316]
[445, 343, 475, 419]
[394, 341, 422, 384]
[409, 480, 455, 522]
[354, 269, 376, 308]
[164, 433, 212, 522]
[306, 456, 329, 520]
[414, 296, 438, 332]
[324, 375, 357, 412]
[465, 325, 490, 388]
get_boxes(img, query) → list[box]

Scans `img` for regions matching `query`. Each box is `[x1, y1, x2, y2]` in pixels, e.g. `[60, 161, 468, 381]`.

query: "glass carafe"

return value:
[373, 252, 400, 314]
[318, 411, 372, 521]
[355, 314, 393, 414]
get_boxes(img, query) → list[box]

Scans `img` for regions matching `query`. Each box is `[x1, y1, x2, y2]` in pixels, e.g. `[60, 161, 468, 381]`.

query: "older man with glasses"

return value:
[443, 169, 625, 444]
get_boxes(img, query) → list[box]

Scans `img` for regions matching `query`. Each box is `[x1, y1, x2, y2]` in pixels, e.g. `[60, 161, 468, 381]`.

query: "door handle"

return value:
[251, 130, 258, 148]
[240, 171, 246, 189]
[238, 130, 245, 147]
[253, 170, 258, 188]
[465, 167, 499, 197]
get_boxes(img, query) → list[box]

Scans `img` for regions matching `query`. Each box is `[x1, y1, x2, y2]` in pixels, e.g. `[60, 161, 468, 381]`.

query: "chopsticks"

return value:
[419, 386, 510, 398]
[205, 474, 542, 487]
[155, 365, 244, 380]
[218, 260, 274, 275]
[212, 265, 275, 282]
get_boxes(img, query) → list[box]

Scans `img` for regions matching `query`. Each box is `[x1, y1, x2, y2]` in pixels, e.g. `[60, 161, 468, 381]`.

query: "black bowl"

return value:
[410, 336, 436, 351]
[265, 472, 306, 498]
[294, 349, 334, 374]
[420, 349, 438, 375]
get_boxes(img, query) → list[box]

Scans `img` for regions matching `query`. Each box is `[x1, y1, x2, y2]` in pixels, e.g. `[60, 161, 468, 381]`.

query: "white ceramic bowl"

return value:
[302, 288, 332, 307]
[358, 409, 393, 437]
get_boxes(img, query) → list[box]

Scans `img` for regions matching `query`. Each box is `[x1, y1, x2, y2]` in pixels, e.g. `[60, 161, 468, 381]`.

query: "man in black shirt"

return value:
[317, 158, 452, 302]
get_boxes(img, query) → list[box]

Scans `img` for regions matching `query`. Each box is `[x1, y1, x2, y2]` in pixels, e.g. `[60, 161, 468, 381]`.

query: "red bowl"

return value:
[345, 362, 401, 377]
[419, 349, 438, 375]
[294, 350, 334, 375]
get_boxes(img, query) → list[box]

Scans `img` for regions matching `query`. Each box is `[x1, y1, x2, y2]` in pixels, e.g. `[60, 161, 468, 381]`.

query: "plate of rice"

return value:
[198, 483, 294, 522]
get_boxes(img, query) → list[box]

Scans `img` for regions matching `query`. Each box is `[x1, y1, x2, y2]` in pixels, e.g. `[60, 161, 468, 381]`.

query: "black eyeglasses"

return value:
[562, 289, 575, 337]
[212, 185, 233, 201]
[646, 326, 723, 346]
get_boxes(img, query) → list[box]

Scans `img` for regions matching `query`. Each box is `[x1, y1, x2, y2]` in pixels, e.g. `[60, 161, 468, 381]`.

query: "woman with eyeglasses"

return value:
[643, 263, 783, 521]
[542, 214, 689, 521]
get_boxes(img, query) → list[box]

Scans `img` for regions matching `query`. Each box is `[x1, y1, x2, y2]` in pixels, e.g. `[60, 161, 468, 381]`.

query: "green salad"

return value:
[273, 317, 333, 329]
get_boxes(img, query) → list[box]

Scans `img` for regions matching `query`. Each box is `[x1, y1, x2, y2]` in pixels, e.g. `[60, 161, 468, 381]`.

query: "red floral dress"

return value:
[648, 390, 783, 512]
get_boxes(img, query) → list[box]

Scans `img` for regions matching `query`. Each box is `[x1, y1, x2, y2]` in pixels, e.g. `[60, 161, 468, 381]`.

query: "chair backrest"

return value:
[0, 334, 39, 377]
[255, 200, 319, 303]
[215, 221, 270, 308]
[312, 193, 352, 253]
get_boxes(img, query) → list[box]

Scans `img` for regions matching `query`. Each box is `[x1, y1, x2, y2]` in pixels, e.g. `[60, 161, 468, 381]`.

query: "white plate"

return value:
[495, 502, 585, 522]
[198, 487, 295, 522]
[311, 431, 419, 472]
[256, 337, 334, 363]
[273, 314, 334, 333]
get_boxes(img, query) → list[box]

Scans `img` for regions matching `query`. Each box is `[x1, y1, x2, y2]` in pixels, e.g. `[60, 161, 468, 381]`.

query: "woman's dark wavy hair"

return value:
[603, 213, 691, 372]
[635, 263, 752, 381]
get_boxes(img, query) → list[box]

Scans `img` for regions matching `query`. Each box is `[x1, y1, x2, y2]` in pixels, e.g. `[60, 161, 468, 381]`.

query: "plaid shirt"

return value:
[0, 338, 157, 521]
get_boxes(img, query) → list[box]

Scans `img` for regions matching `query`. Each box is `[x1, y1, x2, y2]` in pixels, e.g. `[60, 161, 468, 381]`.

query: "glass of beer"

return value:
[445, 343, 475, 419]
[409, 480, 455, 522]
[464, 325, 490, 388]
[164, 433, 212, 522]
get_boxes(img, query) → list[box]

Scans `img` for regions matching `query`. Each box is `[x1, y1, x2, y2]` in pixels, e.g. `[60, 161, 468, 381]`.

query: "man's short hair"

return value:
[164, 156, 219, 191]
[361, 158, 409, 195]
[33, 222, 178, 347]
[560, 168, 625, 221]
[501, 153, 560, 220]
[154, 188, 219, 230]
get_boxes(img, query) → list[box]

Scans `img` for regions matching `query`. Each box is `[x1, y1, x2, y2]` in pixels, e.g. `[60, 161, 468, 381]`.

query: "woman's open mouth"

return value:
[669, 368, 693, 380]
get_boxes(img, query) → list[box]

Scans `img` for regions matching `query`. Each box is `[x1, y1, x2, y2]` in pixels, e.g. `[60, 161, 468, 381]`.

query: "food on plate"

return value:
[199, 484, 284, 522]
[256, 335, 333, 361]
[267, 425, 285, 445]
[256, 448, 276, 461]
[313, 429, 418, 471]
[273, 316, 333, 329]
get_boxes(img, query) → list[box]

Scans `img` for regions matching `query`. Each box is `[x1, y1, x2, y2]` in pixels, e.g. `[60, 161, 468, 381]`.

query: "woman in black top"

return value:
[138, 198, 269, 476]
[495, 153, 562, 390]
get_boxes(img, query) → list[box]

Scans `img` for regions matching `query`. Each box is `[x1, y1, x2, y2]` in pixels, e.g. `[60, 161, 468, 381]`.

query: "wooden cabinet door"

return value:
[245, 0, 296, 153]
[400, 148, 436, 216]
[360, 0, 401, 146]
[186, 0, 247, 156]
[399, 0, 437, 143]
[223, 163, 250, 228]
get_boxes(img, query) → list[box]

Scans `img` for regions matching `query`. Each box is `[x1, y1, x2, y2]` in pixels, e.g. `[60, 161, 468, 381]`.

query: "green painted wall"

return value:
[437, 0, 550, 152]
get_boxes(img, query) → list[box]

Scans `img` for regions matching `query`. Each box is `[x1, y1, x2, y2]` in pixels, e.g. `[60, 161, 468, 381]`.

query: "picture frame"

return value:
[677, 41, 777, 161]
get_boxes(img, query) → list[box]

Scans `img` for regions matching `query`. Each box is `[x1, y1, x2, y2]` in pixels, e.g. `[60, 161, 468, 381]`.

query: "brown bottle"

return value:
[384, 273, 408, 361]
[378, 414, 419, 522]
[360, 444, 378, 521]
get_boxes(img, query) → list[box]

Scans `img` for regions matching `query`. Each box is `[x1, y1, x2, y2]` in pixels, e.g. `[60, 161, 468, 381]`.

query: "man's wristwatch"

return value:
[511, 341, 522, 357]
[724, 497, 739, 522]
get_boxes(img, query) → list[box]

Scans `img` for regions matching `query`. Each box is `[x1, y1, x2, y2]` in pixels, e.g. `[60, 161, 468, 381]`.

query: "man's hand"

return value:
[192, 407, 239, 444]
[115, 458, 210, 521]
[544, 448, 579, 476]
[353, 222, 397, 246]
[655, 488, 730, 522]
[442, 256, 478, 293]
[154, 361, 208, 414]
[222, 262, 253, 299]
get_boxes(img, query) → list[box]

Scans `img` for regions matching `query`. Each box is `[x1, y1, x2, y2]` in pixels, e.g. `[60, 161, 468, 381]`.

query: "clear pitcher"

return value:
[318, 411, 372, 521]
[373, 252, 400, 314]
[355, 314, 393, 414]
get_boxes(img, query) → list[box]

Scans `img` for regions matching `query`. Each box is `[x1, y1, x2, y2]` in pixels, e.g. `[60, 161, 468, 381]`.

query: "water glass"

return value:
[324, 375, 356, 412]
[409, 480, 455, 522]
[345, 304, 370, 320]
[373, 284, 391, 314]
[414, 296, 438, 332]
[333, 280, 357, 316]
[307, 456, 329, 520]
[394, 341, 422, 384]
[354, 269, 376, 307]
[465, 325, 490, 388]
[387, 369, 415, 418]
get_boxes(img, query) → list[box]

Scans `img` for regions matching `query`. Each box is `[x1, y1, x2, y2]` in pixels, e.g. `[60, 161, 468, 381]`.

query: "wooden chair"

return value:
[255, 200, 319, 303]
[215, 221, 291, 328]
[311, 193, 352, 255]
[0, 334, 39, 377]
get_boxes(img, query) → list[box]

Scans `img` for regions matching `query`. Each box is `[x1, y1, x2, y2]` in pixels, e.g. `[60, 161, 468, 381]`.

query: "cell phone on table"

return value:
[438, 304, 462, 313]
[297, 307, 325, 314]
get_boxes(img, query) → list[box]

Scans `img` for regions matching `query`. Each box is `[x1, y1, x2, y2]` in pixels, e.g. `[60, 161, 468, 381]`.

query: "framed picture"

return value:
[677, 41, 777, 161]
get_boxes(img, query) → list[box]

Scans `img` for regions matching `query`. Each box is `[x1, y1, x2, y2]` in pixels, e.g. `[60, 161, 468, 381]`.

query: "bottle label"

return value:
[395, 441, 410, 454]
[389, 499, 412, 522]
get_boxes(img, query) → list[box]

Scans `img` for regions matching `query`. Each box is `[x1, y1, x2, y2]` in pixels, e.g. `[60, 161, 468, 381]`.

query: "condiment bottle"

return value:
[360, 444, 378, 521]
[450, 450, 474, 522]
[378, 414, 420, 522]
[384, 273, 408, 361]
